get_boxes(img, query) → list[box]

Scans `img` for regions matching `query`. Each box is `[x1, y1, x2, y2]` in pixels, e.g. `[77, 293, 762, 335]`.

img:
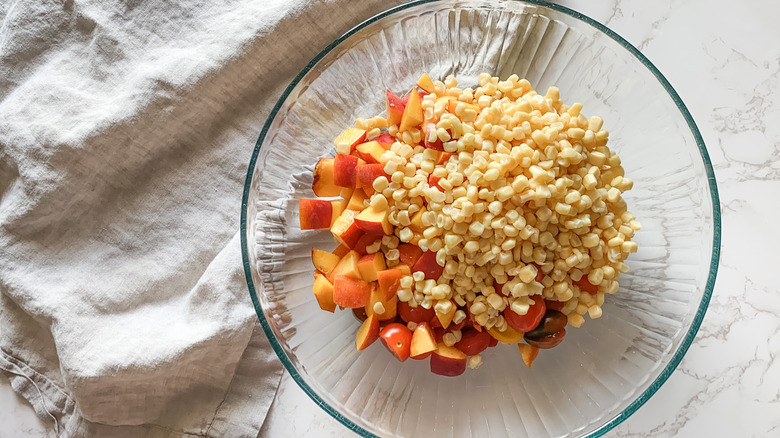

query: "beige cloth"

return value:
[0, 0, 403, 436]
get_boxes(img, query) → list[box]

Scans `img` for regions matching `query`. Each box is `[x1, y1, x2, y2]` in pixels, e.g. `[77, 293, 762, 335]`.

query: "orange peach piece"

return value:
[399, 88, 423, 133]
[411, 250, 444, 280]
[386, 90, 405, 127]
[328, 250, 362, 282]
[447, 99, 479, 115]
[355, 141, 387, 164]
[333, 274, 372, 308]
[434, 300, 457, 329]
[333, 127, 367, 154]
[409, 206, 426, 233]
[410, 321, 437, 359]
[347, 188, 369, 211]
[312, 272, 336, 312]
[365, 284, 398, 321]
[356, 313, 380, 351]
[376, 268, 405, 302]
[332, 244, 350, 258]
[355, 205, 392, 235]
[330, 200, 345, 227]
[356, 164, 387, 196]
[330, 209, 363, 248]
[397, 243, 422, 268]
[298, 198, 333, 230]
[312, 248, 340, 275]
[518, 343, 540, 367]
[430, 343, 467, 377]
[416, 73, 436, 94]
[334, 153, 359, 188]
[357, 252, 387, 283]
[312, 158, 340, 197]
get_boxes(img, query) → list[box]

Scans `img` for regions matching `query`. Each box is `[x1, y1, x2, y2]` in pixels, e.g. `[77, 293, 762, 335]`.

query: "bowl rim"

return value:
[240, 0, 722, 436]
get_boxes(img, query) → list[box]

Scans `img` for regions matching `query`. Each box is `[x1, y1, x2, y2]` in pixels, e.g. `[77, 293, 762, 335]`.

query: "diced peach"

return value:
[376, 268, 405, 302]
[312, 272, 336, 312]
[328, 250, 362, 282]
[386, 90, 405, 127]
[410, 321, 437, 359]
[428, 174, 443, 192]
[430, 343, 467, 377]
[355, 205, 392, 235]
[375, 133, 395, 148]
[355, 141, 387, 164]
[423, 122, 445, 151]
[398, 264, 411, 276]
[356, 313, 380, 351]
[330, 200, 345, 227]
[399, 88, 423, 133]
[334, 153, 358, 188]
[447, 99, 479, 115]
[411, 250, 444, 280]
[333, 274, 371, 308]
[518, 343, 540, 367]
[346, 188, 369, 211]
[397, 243, 423, 268]
[409, 206, 426, 233]
[333, 127, 367, 154]
[437, 152, 454, 165]
[365, 284, 398, 321]
[312, 248, 341, 275]
[434, 300, 457, 329]
[416, 73, 436, 94]
[356, 164, 387, 196]
[299, 198, 332, 230]
[332, 244, 350, 258]
[330, 209, 363, 248]
[312, 158, 340, 197]
[352, 233, 379, 255]
[357, 253, 387, 282]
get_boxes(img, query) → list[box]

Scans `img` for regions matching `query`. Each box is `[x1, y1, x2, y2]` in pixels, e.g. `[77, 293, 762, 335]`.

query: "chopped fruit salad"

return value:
[299, 72, 640, 376]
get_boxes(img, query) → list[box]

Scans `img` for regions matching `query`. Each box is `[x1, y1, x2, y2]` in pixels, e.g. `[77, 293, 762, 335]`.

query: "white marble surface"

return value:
[3, 0, 780, 436]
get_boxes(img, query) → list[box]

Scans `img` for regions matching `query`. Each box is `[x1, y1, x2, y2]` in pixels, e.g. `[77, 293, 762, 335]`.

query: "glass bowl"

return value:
[241, 1, 721, 436]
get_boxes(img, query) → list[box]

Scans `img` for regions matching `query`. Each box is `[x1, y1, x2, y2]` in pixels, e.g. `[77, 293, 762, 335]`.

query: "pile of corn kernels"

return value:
[356, 73, 639, 336]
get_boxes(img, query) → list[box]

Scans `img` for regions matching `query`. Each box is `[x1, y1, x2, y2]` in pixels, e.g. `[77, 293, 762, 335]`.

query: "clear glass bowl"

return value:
[240, 1, 721, 437]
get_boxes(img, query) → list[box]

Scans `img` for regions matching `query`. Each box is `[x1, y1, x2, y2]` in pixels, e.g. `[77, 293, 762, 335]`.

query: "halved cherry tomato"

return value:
[488, 336, 499, 348]
[398, 300, 435, 324]
[525, 328, 566, 349]
[525, 309, 568, 340]
[379, 323, 413, 362]
[573, 277, 599, 294]
[504, 298, 546, 333]
[454, 328, 492, 356]
[544, 299, 565, 312]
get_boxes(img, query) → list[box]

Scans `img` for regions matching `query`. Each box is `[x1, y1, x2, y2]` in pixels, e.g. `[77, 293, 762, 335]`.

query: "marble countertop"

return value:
[3, 0, 779, 436]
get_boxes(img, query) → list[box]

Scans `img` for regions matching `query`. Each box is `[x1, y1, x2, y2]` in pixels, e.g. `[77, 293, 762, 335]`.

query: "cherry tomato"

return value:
[454, 328, 492, 356]
[504, 298, 546, 332]
[573, 277, 599, 294]
[525, 328, 566, 349]
[488, 336, 499, 348]
[524, 309, 568, 349]
[544, 299, 565, 312]
[398, 300, 435, 324]
[379, 323, 413, 362]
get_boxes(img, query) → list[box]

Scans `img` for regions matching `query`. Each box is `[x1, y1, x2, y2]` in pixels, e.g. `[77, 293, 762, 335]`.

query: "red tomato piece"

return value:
[379, 323, 413, 362]
[454, 328, 492, 356]
[504, 298, 546, 333]
[398, 300, 435, 324]
[573, 277, 599, 294]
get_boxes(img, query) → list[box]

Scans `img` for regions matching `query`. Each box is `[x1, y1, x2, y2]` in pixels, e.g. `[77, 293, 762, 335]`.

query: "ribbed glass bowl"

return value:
[241, 1, 721, 437]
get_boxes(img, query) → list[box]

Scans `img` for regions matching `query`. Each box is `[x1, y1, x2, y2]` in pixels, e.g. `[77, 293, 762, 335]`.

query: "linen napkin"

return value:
[0, 0, 404, 436]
